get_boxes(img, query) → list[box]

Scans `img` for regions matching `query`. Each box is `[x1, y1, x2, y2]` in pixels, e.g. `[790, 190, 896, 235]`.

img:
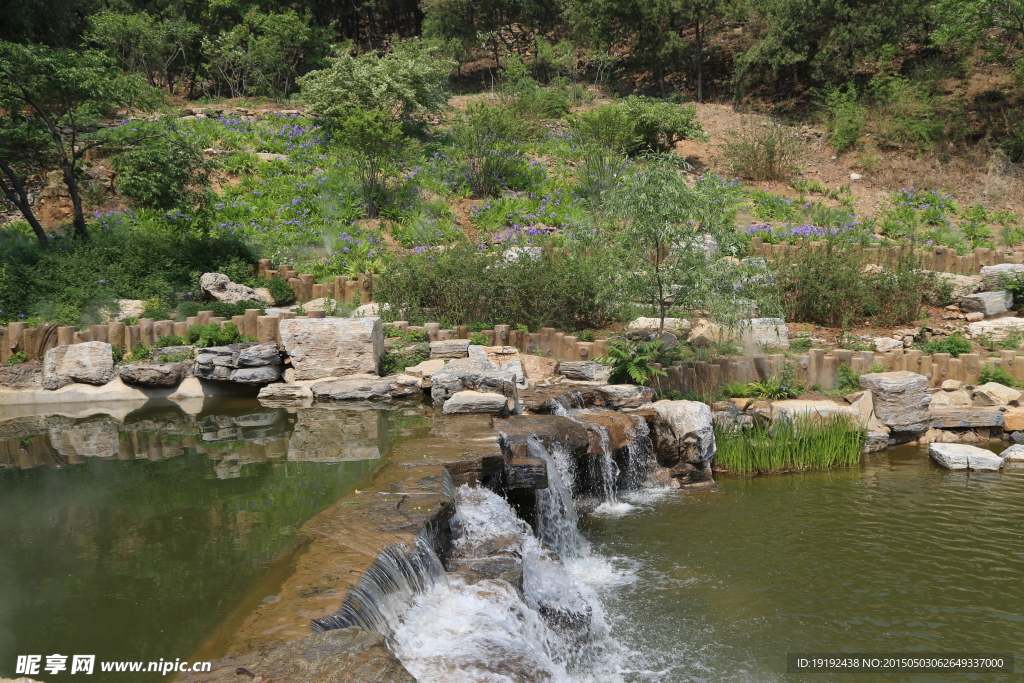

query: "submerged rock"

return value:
[929, 443, 1004, 471]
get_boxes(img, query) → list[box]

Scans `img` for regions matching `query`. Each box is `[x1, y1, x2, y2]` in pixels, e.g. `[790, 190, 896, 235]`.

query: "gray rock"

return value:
[592, 384, 655, 409]
[873, 337, 904, 352]
[651, 400, 716, 468]
[967, 317, 1024, 342]
[864, 431, 890, 452]
[280, 317, 384, 380]
[999, 444, 1024, 461]
[741, 317, 790, 348]
[442, 390, 511, 416]
[558, 361, 611, 383]
[193, 342, 282, 384]
[979, 263, 1024, 289]
[929, 443, 1004, 471]
[118, 361, 189, 387]
[960, 290, 1013, 317]
[429, 339, 470, 359]
[506, 457, 548, 489]
[199, 272, 261, 305]
[1012, 431, 1024, 444]
[43, 342, 115, 390]
[0, 365, 43, 388]
[972, 381, 1022, 406]
[257, 383, 314, 403]
[311, 374, 421, 400]
[931, 272, 983, 300]
[929, 407, 1005, 428]
[431, 357, 520, 410]
[859, 371, 931, 433]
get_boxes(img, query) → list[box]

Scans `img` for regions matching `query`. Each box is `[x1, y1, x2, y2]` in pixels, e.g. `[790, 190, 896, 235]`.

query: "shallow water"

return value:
[0, 399, 427, 682]
[583, 445, 1024, 682]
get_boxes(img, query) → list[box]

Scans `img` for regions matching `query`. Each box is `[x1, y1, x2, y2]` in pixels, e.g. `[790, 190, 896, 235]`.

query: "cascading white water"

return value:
[529, 435, 589, 558]
[390, 485, 626, 683]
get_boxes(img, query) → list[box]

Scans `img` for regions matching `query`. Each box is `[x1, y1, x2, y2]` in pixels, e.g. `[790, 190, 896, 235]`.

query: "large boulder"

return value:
[431, 356, 520, 411]
[960, 290, 1013, 317]
[43, 342, 115, 390]
[999, 444, 1024, 462]
[929, 443, 1004, 471]
[979, 263, 1024, 289]
[967, 317, 1024, 342]
[928, 407, 1005, 428]
[442, 390, 512, 416]
[403, 358, 447, 387]
[193, 342, 283, 384]
[118, 361, 189, 387]
[858, 371, 931, 433]
[1003, 405, 1024, 431]
[740, 317, 789, 349]
[310, 374, 421, 400]
[558, 361, 611, 383]
[280, 317, 384, 380]
[199, 272, 261, 305]
[651, 400, 715, 481]
[932, 272, 983, 299]
[520, 355, 559, 382]
[592, 384, 655, 409]
[930, 388, 972, 407]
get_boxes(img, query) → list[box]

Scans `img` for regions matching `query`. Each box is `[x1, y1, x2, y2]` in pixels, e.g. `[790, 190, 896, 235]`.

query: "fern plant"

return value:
[594, 339, 667, 385]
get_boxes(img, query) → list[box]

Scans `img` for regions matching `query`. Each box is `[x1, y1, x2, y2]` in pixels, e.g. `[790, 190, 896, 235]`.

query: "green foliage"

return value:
[158, 350, 195, 362]
[266, 277, 296, 306]
[979, 364, 1016, 387]
[86, 10, 199, 93]
[835, 363, 863, 393]
[714, 414, 864, 475]
[155, 334, 187, 347]
[594, 338, 667, 385]
[569, 96, 706, 156]
[722, 381, 756, 398]
[777, 240, 932, 327]
[378, 346, 429, 376]
[749, 377, 799, 399]
[186, 322, 248, 348]
[789, 337, 814, 353]
[121, 344, 151, 364]
[176, 300, 264, 321]
[298, 40, 455, 119]
[923, 333, 972, 357]
[453, 102, 543, 197]
[819, 83, 867, 153]
[723, 124, 806, 181]
[109, 119, 213, 211]
[5, 351, 27, 365]
[469, 332, 489, 345]
[333, 110, 404, 218]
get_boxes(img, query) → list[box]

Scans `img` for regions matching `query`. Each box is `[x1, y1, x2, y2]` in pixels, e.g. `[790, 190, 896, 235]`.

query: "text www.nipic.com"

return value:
[16, 655, 212, 676]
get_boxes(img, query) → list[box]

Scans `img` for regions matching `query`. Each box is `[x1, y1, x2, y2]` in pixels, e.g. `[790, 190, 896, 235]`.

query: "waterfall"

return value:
[389, 485, 625, 683]
[623, 415, 656, 491]
[529, 436, 589, 559]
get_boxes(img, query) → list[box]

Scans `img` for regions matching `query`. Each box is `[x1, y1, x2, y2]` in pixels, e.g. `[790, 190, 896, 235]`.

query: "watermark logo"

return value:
[16, 655, 209, 675]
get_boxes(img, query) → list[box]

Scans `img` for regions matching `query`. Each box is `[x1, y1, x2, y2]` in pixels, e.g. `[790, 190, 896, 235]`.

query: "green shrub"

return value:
[378, 347, 429, 376]
[5, 351, 28, 365]
[453, 102, 543, 197]
[834, 363, 863, 393]
[722, 381, 756, 398]
[266, 277, 296, 305]
[594, 338, 667, 385]
[176, 300, 265, 320]
[121, 344, 151, 364]
[714, 414, 863, 475]
[820, 83, 867, 153]
[156, 334, 188, 347]
[723, 124, 807, 181]
[109, 119, 213, 211]
[469, 332, 488, 345]
[923, 333, 972, 357]
[790, 338, 813, 353]
[620, 96, 707, 153]
[749, 377, 799, 399]
[186, 322, 249, 347]
[979, 365, 1015, 386]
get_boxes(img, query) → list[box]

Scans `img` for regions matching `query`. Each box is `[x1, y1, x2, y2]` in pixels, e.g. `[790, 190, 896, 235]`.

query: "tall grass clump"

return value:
[722, 123, 807, 181]
[713, 414, 864, 475]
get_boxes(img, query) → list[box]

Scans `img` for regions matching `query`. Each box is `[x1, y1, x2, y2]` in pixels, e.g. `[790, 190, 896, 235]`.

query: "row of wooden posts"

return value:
[255, 259, 377, 305]
[750, 237, 1022, 275]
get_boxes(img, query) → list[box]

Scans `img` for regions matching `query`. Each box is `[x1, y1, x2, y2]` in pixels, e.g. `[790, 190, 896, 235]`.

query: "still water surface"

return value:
[0, 399, 428, 682]
[585, 445, 1024, 682]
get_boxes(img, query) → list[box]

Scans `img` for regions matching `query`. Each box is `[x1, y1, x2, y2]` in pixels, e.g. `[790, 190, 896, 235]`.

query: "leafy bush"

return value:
[722, 381, 756, 398]
[109, 119, 213, 211]
[820, 83, 867, 153]
[749, 377, 799, 399]
[923, 333, 972, 357]
[777, 240, 932, 327]
[469, 332, 488, 345]
[621, 96, 707, 153]
[176, 300, 264, 320]
[594, 338, 667, 385]
[453, 102, 543, 197]
[723, 124, 807, 181]
[298, 40, 455, 118]
[5, 351, 28, 365]
[979, 365, 1016, 387]
[121, 344, 151, 364]
[377, 241, 612, 331]
[266, 277, 296, 305]
[186, 322, 249, 347]
[378, 346, 430, 376]
[156, 334, 187, 347]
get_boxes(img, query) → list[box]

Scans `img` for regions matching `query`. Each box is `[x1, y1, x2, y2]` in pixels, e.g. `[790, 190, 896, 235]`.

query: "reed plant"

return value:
[713, 414, 863, 475]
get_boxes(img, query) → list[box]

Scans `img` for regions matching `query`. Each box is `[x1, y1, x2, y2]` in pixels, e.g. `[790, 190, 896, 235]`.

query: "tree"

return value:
[334, 110, 404, 218]
[298, 39, 455, 119]
[932, 0, 1024, 73]
[607, 162, 752, 334]
[86, 11, 201, 93]
[0, 41, 161, 243]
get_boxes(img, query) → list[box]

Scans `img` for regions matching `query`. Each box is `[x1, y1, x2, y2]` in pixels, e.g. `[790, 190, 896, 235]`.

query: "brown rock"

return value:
[1003, 405, 1024, 431]
[520, 355, 559, 381]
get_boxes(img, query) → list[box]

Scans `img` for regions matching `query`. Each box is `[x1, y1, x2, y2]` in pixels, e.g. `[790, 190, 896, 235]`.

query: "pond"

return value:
[584, 445, 1024, 682]
[0, 399, 429, 682]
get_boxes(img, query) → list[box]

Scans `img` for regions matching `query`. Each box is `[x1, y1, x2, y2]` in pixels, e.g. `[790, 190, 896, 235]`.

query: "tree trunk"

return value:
[0, 158, 49, 248]
[61, 157, 88, 239]
[695, 22, 704, 104]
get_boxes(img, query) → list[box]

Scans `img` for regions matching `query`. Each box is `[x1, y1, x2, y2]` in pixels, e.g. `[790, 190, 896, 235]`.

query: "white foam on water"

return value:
[593, 500, 638, 517]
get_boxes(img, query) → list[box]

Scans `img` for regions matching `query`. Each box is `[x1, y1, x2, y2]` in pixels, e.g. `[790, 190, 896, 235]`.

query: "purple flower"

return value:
[98, 280, 107, 285]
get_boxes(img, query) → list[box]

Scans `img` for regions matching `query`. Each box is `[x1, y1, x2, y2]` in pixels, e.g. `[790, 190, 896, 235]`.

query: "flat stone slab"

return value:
[442, 390, 511, 415]
[311, 374, 420, 400]
[967, 317, 1024, 342]
[980, 263, 1024, 289]
[929, 407, 1005, 428]
[960, 290, 1013, 317]
[973, 382, 1021, 406]
[770, 399, 859, 422]
[558, 361, 611, 383]
[999, 444, 1024, 462]
[118, 361, 189, 387]
[929, 443, 1004, 471]
[429, 340, 470, 359]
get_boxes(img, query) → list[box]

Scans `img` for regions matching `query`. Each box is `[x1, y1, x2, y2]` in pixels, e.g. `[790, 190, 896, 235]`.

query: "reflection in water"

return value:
[0, 399, 430, 682]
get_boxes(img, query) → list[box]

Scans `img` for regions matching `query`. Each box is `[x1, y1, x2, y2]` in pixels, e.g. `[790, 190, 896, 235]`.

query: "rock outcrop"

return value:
[557, 361, 610, 383]
[929, 443, 1004, 471]
[193, 342, 283, 384]
[280, 317, 384, 380]
[960, 290, 1013, 317]
[0, 365, 43, 388]
[650, 400, 715, 484]
[429, 340, 470, 359]
[118, 361, 190, 387]
[43, 342, 115, 390]
[431, 355, 520, 411]
[442, 390, 512, 416]
[311, 374, 421, 400]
